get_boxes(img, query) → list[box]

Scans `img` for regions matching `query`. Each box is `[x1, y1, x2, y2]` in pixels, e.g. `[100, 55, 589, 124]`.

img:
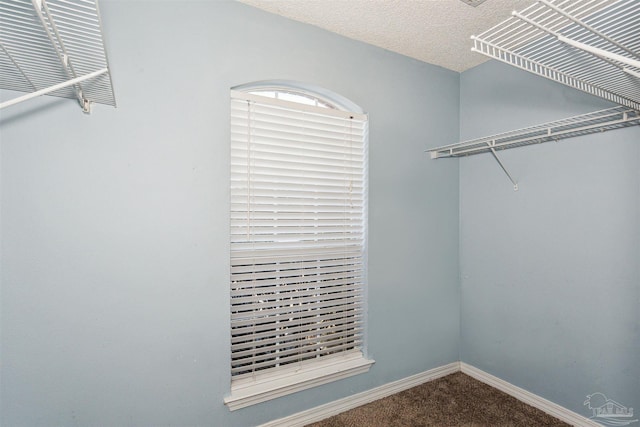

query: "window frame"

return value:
[225, 84, 373, 410]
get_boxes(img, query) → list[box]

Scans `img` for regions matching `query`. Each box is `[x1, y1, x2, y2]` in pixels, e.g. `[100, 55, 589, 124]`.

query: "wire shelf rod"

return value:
[559, 35, 640, 69]
[0, 67, 107, 110]
[427, 107, 640, 159]
[513, 11, 623, 72]
[543, 0, 639, 57]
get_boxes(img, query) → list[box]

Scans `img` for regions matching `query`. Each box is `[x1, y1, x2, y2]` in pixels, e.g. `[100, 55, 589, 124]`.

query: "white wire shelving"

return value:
[429, 107, 640, 159]
[471, 0, 640, 111]
[427, 107, 640, 190]
[428, 0, 640, 190]
[0, 0, 115, 113]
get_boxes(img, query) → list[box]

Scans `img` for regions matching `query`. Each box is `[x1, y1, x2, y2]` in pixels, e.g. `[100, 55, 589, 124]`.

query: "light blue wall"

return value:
[459, 60, 640, 418]
[0, 1, 460, 426]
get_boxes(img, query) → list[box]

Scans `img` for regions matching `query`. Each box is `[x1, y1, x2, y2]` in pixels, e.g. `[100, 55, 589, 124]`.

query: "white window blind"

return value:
[230, 90, 368, 382]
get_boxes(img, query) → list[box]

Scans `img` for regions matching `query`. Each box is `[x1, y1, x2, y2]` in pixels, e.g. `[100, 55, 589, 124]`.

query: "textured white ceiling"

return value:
[236, 0, 538, 72]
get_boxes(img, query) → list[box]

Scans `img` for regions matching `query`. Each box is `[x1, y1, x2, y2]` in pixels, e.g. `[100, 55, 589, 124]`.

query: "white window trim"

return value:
[226, 84, 373, 410]
[224, 351, 374, 411]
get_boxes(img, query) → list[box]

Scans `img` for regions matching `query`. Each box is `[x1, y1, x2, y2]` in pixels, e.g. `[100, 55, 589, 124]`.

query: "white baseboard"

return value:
[258, 361, 460, 427]
[260, 361, 599, 427]
[460, 363, 600, 427]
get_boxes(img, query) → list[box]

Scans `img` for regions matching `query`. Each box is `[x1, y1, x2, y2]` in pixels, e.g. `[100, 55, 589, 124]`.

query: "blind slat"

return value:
[231, 143, 365, 163]
[231, 245, 363, 261]
[231, 289, 363, 319]
[231, 325, 365, 357]
[231, 219, 362, 229]
[231, 251, 362, 269]
[231, 313, 364, 344]
[231, 173, 363, 187]
[231, 305, 363, 329]
[231, 260, 362, 278]
[231, 165, 364, 183]
[231, 280, 364, 300]
[231, 340, 364, 375]
[231, 282, 363, 307]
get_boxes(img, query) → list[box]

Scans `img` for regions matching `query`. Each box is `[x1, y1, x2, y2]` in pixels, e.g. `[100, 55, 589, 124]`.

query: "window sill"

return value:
[224, 352, 375, 411]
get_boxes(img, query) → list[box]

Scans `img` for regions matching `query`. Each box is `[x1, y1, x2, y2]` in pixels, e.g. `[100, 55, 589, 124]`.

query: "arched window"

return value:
[225, 83, 372, 409]
[246, 88, 335, 109]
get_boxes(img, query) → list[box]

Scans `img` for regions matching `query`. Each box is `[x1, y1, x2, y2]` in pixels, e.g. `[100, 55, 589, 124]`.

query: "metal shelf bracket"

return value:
[488, 142, 518, 191]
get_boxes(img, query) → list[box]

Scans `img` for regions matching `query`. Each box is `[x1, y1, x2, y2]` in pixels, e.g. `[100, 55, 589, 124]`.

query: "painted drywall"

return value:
[0, 1, 460, 426]
[459, 60, 640, 419]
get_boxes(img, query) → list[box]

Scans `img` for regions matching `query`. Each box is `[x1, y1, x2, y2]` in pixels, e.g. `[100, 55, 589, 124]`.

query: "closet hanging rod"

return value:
[427, 106, 640, 159]
[0, 68, 108, 110]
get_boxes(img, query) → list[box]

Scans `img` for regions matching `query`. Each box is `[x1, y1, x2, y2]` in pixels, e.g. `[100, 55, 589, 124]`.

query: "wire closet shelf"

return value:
[427, 0, 640, 191]
[427, 0, 640, 161]
[471, 0, 640, 111]
[0, 0, 115, 113]
[429, 106, 640, 159]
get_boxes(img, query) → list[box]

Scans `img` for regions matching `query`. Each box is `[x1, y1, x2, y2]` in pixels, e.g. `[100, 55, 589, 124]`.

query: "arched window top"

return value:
[246, 89, 335, 110]
[232, 80, 365, 114]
